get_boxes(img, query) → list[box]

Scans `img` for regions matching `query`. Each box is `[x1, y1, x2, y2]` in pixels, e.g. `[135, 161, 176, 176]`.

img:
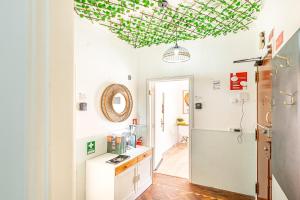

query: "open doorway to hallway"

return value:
[148, 77, 192, 180]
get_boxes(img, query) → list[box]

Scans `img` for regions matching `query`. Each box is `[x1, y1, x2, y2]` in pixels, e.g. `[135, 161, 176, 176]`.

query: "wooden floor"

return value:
[156, 143, 188, 179]
[137, 173, 254, 200]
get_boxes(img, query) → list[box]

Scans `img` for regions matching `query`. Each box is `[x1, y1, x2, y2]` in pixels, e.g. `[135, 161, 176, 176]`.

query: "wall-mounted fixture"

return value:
[279, 90, 297, 105]
[230, 92, 249, 104]
[272, 53, 294, 79]
[101, 84, 133, 122]
[275, 55, 295, 68]
[212, 80, 221, 90]
[79, 102, 87, 111]
[233, 57, 263, 66]
[195, 103, 202, 109]
[78, 93, 87, 111]
[259, 31, 265, 50]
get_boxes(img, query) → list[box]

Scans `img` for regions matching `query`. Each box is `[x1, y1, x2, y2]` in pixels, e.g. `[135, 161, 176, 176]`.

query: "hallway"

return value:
[3, 0, 300, 199]
[156, 143, 189, 179]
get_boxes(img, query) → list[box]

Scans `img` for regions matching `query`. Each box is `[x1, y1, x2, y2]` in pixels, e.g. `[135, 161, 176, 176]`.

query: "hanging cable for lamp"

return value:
[237, 99, 245, 144]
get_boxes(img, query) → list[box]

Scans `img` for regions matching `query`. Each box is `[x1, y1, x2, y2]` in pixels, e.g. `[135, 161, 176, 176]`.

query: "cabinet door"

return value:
[115, 166, 136, 200]
[137, 156, 152, 194]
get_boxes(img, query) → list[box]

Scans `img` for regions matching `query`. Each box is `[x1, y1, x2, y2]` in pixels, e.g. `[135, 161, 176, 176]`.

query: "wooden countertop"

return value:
[86, 145, 152, 169]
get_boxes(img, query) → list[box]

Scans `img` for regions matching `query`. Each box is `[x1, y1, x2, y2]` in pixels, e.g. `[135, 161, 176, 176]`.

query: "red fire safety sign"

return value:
[230, 72, 247, 90]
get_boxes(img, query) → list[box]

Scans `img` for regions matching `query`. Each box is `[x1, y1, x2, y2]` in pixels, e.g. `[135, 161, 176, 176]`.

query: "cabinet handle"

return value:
[137, 174, 140, 181]
[133, 175, 140, 183]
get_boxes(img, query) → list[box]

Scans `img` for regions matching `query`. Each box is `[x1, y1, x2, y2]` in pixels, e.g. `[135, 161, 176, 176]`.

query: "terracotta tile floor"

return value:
[137, 173, 254, 200]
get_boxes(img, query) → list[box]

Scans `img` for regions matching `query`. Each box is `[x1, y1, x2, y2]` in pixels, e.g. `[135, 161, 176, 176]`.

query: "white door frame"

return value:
[146, 75, 194, 182]
[28, 0, 75, 199]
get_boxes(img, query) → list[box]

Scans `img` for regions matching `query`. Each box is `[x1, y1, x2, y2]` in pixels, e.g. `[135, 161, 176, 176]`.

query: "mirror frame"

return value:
[101, 84, 133, 122]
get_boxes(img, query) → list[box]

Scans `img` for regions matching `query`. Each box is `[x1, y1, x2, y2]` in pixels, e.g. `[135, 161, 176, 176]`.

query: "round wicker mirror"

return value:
[101, 84, 133, 122]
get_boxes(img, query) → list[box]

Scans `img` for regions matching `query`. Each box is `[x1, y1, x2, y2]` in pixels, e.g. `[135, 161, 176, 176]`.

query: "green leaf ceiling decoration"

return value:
[74, 0, 262, 48]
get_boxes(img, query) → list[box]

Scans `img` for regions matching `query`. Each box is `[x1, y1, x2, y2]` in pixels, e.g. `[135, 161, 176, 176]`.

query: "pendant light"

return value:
[162, 28, 191, 63]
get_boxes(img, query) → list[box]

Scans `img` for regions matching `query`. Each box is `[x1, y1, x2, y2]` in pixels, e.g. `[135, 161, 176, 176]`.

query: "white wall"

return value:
[254, 0, 300, 199]
[74, 16, 138, 200]
[255, 0, 300, 55]
[153, 80, 189, 167]
[75, 16, 138, 141]
[0, 1, 28, 200]
[137, 30, 257, 133]
[136, 30, 258, 195]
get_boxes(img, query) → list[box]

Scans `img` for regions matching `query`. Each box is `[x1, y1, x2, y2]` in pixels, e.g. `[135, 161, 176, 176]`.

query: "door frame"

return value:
[256, 53, 272, 200]
[28, 0, 76, 199]
[146, 75, 194, 182]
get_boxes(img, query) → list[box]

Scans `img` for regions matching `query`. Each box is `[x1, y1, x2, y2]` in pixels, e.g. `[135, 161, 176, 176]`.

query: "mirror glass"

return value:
[112, 93, 126, 114]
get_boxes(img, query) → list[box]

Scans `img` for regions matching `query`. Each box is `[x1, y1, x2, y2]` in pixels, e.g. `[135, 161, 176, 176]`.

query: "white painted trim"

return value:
[146, 75, 194, 182]
[48, 0, 75, 199]
[27, 0, 75, 199]
[27, 0, 50, 199]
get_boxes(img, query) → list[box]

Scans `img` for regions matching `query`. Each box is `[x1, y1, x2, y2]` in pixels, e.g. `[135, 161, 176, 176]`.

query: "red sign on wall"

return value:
[230, 72, 247, 90]
[276, 31, 284, 50]
[268, 28, 274, 43]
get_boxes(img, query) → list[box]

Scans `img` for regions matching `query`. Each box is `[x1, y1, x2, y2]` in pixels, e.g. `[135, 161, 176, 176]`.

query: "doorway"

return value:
[147, 76, 193, 180]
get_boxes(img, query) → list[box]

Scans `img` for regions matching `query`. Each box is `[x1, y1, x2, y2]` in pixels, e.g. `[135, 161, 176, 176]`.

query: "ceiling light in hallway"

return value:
[163, 42, 191, 63]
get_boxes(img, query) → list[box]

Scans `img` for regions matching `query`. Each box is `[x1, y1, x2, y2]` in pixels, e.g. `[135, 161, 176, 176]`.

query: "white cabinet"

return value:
[115, 156, 152, 200]
[115, 165, 136, 200]
[136, 156, 152, 197]
[86, 146, 152, 200]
